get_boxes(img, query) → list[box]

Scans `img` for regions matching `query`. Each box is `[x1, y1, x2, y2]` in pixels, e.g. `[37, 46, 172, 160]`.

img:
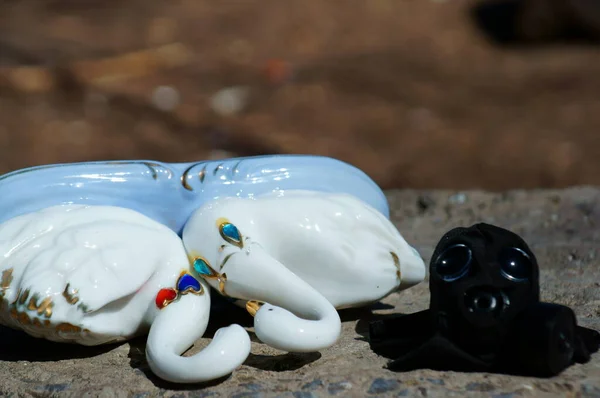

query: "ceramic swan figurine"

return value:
[182, 190, 426, 353]
[0, 204, 251, 383]
[0, 155, 417, 384]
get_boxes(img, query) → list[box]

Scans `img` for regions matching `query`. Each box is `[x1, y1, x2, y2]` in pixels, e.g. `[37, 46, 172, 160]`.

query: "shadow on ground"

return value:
[0, 326, 120, 361]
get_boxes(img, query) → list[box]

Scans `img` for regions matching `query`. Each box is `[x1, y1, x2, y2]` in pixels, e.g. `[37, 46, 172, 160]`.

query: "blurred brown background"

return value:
[1, 0, 600, 190]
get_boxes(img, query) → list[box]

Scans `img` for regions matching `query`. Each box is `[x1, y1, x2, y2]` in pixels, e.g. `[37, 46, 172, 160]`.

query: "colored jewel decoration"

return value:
[155, 288, 177, 309]
[177, 273, 202, 295]
[193, 257, 218, 278]
[219, 222, 243, 248]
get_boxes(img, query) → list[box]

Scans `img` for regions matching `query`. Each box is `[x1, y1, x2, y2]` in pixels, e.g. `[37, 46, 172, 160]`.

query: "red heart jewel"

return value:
[155, 288, 178, 309]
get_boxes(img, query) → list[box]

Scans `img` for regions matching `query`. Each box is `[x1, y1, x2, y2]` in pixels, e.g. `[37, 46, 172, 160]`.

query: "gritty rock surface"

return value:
[2, 188, 600, 397]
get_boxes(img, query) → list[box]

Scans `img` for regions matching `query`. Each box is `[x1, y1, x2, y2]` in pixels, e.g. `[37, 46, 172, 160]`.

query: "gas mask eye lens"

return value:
[434, 243, 472, 281]
[499, 247, 532, 282]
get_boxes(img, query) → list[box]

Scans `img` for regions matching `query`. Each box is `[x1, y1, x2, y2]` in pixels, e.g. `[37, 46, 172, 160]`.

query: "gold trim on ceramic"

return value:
[1, 268, 13, 290]
[62, 283, 80, 305]
[245, 300, 264, 317]
[218, 273, 228, 296]
[390, 251, 401, 280]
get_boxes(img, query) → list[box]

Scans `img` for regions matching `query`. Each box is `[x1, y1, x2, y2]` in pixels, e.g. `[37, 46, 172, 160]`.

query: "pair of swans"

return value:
[0, 155, 426, 383]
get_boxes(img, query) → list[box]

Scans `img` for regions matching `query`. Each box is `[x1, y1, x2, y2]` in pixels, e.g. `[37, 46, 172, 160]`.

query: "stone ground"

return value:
[1, 188, 600, 397]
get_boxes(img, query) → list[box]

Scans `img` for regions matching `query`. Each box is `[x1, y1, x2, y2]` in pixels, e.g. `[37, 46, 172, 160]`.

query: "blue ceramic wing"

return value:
[0, 155, 389, 233]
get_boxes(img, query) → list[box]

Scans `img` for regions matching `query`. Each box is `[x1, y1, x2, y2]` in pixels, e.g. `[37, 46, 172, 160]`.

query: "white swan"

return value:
[182, 190, 426, 352]
[0, 204, 250, 383]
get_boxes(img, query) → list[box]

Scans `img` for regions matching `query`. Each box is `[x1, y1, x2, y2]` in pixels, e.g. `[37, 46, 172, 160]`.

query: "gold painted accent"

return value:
[213, 163, 224, 176]
[218, 221, 243, 249]
[0, 161, 172, 188]
[9, 307, 34, 327]
[12, 289, 20, 304]
[56, 323, 82, 333]
[391, 252, 401, 280]
[199, 165, 207, 183]
[158, 294, 178, 309]
[0, 268, 12, 304]
[17, 289, 29, 305]
[180, 287, 203, 296]
[180, 163, 208, 191]
[220, 253, 235, 270]
[139, 162, 166, 180]
[218, 273, 228, 295]
[180, 164, 195, 191]
[215, 217, 230, 228]
[1, 268, 13, 290]
[246, 300, 264, 317]
[37, 297, 54, 318]
[62, 283, 80, 305]
[111, 161, 169, 180]
[15, 291, 54, 318]
[17, 312, 30, 325]
[27, 293, 41, 311]
[7, 287, 74, 327]
[144, 162, 160, 180]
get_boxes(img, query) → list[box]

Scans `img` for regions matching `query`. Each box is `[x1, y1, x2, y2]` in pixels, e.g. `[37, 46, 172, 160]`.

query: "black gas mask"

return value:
[369, 223, 599, 377]
[429, 224, 539, 356]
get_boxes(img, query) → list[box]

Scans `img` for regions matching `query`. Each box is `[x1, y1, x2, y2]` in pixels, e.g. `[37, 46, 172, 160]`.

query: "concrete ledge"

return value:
[1, 188, 600, 397]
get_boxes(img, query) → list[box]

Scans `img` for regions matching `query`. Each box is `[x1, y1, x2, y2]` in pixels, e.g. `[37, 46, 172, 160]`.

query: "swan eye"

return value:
[219, 222, 243, 248]
[193, 257, 218, 278]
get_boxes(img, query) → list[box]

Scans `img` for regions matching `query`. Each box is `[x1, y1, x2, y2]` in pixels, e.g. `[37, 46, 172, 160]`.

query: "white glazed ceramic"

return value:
[0, 204, 251, 383]
[182, 190, 426, 353]
[0, 155, 417, 384]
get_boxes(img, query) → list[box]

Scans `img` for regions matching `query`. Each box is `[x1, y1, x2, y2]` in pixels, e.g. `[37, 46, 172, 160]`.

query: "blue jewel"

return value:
[193, 257, 216, 277]
[222, 223, 241, 241]
[177, 273, 202, 294]
[220, 222, 243, 248]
